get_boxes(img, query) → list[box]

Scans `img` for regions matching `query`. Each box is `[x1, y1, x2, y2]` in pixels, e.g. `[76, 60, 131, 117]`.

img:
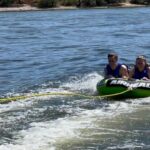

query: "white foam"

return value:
[0, 99, 33, 114]
[127, 97, 150, 105]
[61, 72, 103, 92]
[107, 143, 146, 150]
[0, 73, 150, 150]
[0, 72, 102, 113]
[0, 100, 141, 150]
[0, 89, 71, 115]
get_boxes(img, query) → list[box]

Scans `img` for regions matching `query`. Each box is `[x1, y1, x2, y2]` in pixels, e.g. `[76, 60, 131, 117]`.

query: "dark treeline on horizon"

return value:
[0, 0, 150, 8]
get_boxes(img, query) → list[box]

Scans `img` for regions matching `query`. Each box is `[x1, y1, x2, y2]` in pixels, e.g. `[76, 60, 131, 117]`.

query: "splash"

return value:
[0, 99, 149, 150]
[60, 72, 103, 93]
[0, 73, 150, 150]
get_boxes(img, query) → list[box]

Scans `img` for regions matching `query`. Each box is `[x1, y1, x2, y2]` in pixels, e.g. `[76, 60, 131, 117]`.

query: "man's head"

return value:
[108, 53, 118, 66]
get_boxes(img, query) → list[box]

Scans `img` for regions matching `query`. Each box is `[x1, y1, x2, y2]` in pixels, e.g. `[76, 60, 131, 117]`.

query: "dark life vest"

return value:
[133, 66, 149, 79]
[106, 64, 122, 78]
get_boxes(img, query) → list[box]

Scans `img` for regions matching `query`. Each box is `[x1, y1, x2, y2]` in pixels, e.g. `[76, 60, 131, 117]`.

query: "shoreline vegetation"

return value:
[0, 0, 149, 12]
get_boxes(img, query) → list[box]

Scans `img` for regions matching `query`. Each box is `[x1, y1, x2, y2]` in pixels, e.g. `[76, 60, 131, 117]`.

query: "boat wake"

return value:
[0, 72, 150, 150]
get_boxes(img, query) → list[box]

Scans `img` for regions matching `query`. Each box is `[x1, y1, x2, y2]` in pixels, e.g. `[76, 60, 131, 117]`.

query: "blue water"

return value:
[0, 7, 150, 150]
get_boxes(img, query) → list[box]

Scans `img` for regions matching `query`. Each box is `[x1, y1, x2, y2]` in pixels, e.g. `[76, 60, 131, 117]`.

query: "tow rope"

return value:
[0, 88, 131, 104]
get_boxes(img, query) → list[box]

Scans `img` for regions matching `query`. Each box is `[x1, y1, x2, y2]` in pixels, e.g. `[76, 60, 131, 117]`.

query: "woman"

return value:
[129, 56, 150, 80]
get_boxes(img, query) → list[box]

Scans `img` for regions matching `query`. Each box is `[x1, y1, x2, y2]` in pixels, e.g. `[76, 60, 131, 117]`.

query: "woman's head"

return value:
[136, 55, 148, 71]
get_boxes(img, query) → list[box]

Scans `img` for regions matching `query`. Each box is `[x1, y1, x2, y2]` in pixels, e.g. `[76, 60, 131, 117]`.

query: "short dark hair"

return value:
[108, 53, 118, 60]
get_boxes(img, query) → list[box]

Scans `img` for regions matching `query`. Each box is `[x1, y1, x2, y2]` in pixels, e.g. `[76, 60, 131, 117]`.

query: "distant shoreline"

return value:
[0, 5, 39, 12]
[0, 3, 147, 12]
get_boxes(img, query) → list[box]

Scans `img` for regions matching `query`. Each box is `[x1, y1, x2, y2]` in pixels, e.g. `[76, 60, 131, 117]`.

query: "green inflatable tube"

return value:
[96, 78, 150, 99]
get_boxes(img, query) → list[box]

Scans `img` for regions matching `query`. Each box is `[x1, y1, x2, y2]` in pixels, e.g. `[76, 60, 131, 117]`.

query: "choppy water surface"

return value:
[0, 7, 150, 150]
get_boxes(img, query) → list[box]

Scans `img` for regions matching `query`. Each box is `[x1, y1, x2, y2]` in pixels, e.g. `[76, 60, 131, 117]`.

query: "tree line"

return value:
[0, 0, 150, 8]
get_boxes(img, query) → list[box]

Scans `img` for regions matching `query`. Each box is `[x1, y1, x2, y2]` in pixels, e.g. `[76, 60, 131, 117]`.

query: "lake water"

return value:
[0, 7, 150, 150]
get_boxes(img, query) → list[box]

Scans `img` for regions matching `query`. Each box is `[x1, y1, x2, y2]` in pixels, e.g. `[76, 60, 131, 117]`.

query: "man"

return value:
[129, 55, 150, 80]
[104, 53, 129, 79]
